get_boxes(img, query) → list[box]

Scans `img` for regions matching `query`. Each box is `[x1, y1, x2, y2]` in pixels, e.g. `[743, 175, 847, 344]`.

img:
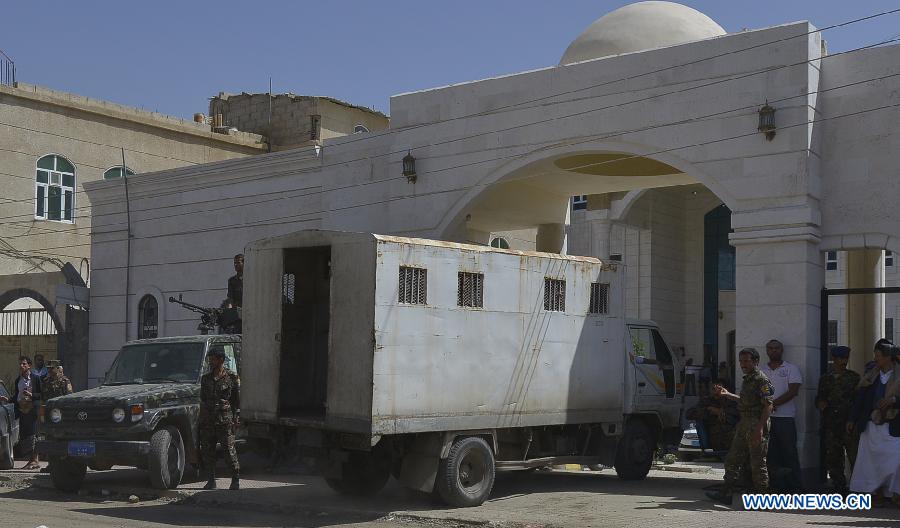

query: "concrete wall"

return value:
[818, 46, 900, 253]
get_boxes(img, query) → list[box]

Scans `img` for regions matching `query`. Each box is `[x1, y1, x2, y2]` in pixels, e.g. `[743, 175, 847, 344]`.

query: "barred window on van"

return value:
[399, 266, 427, 304]
[457, 272, 484, 308]
[543, 278, 566, 312]
[589, 282, 610, 314]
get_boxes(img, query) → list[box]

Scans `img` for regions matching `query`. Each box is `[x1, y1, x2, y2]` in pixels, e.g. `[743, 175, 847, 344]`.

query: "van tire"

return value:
[435, 436, 495, 508]
[50, 457, 87, 492]
[324, 451, 390, 496]
[0, 435, 13, 470]
[148, 426, 185, 489]
[614, 420, 654, 480]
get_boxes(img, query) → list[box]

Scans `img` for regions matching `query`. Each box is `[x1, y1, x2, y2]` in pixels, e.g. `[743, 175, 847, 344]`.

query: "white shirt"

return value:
[17, 375, 31, 403]
[761, 360, 803, 418]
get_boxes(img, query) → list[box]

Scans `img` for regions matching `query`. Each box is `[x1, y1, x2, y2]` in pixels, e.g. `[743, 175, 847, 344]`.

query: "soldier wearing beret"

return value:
[42, 360, 73, 401]
[199, 346, 241, 490]
[706, 347, 775, 505]
[815, 345, 860, 494]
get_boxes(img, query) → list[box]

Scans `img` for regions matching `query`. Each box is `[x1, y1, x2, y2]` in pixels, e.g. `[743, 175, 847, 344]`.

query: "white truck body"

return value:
[241, 230, 683, 505]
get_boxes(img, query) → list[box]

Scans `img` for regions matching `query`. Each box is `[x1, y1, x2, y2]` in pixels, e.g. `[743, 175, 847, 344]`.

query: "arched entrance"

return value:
[435, 144, 735, 368]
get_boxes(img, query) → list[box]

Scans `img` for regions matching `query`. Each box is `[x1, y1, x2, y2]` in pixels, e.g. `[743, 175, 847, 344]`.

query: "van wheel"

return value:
[50, 457, 87, 492]
[435, 437, 495, 508]
[0, 435, 13, 470]
[148, 426, 185, 489]
[324, 451, 390, 496]
[614, 420, 655, 480]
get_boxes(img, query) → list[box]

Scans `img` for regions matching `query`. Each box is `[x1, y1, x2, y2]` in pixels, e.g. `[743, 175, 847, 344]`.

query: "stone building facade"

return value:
[209, 92, 388, 151]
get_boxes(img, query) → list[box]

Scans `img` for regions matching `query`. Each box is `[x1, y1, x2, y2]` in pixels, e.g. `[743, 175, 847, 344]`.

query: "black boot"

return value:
[706, 488, 733, 506]
[229, 471, 240, 491]
[203, 469, 216, 490]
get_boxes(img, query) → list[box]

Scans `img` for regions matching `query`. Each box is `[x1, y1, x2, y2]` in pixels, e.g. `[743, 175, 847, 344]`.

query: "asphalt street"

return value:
[1, 463, 898, 528]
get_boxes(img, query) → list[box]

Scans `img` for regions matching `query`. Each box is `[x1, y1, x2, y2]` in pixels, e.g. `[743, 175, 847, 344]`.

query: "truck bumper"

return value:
[38, 439, 151, 465]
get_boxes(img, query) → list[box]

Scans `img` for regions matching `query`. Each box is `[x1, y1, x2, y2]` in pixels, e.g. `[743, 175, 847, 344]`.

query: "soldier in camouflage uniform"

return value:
[42, 360, 73, 400]
[199, 347, 241, 490]
[814, 345, 860, 493]
[706, 347, 775, 505]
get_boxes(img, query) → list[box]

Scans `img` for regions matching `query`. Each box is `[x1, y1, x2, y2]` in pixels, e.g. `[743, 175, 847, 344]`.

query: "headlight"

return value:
[112, 408, 125, 423]
[50, 408, 62, 424]
[130, 404, 144, 422]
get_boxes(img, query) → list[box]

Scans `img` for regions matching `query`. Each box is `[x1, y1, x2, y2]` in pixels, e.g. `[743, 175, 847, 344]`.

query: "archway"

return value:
[433, 142, 735, 366]
[436, 140, 736, 250]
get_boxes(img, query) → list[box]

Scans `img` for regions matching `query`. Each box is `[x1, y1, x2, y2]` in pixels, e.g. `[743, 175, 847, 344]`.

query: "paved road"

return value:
[1, 464, 899, 528]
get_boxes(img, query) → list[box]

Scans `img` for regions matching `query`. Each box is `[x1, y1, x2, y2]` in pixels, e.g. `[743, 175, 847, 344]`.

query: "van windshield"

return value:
[104, 343, 205, 385]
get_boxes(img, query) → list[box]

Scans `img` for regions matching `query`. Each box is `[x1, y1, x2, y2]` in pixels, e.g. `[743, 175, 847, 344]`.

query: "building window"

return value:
[310, 115, 321, 140]
[572, 195, 587, 211]
[489, 237, 510, 249]
[457, 272, 484, 308]
[826, 251, 838, 271]
[609, 253, 623, 262]
[137, 295, 159, 339]
[543, 278, 566, 312]
[399, 266, 427, 304]
[887, 318, 895, 342]
[35, 155, 75, 222]
[353, 124, 369, 134]
[886, 251, 894, 267]
[827, 320, 838, 346]
[589, 283, 610, 314]
[103, 166, 135, 180]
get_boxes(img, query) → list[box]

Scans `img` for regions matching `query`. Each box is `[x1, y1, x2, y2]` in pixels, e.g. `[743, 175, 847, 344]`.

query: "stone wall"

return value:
[210, 93, 388, 151]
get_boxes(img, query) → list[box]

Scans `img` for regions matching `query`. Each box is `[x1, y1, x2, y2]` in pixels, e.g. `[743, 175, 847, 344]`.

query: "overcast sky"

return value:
[3, 1, 898, 119]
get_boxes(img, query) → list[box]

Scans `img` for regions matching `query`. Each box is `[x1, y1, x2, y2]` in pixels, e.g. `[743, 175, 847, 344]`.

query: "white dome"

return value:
[560, 1, 726, 65]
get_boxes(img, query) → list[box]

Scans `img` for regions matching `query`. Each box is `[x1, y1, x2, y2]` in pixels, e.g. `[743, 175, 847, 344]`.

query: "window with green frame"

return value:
[103, 166, 135, 179]
[35, 155, 76, 222]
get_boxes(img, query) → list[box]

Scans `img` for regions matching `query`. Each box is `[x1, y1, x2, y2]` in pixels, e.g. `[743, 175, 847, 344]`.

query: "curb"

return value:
[651, 464, 713, 474]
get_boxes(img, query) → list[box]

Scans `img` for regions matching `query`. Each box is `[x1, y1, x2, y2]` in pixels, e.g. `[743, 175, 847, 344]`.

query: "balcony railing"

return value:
[1, 49, 16, 87]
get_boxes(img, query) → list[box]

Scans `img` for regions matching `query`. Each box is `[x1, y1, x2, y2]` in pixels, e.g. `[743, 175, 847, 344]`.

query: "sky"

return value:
[3, 1, 899, 119]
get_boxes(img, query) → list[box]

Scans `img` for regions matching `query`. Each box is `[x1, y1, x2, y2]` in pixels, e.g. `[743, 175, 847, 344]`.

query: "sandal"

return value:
[22, 462, 40, 471]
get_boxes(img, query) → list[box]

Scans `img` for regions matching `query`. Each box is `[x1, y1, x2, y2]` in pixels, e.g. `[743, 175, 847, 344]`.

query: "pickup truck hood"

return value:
[50, 383, 198, 408]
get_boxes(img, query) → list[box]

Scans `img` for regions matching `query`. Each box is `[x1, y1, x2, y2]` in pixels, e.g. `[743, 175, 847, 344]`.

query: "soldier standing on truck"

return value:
[199, 347, 241, 490]
[226, 254, 243, 309]
[706, 347, 775, 505]
[815, 345, 860, 494]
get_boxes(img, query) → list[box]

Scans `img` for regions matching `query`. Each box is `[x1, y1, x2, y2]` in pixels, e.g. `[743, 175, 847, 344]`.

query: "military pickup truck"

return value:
[39, 335, 241, 491]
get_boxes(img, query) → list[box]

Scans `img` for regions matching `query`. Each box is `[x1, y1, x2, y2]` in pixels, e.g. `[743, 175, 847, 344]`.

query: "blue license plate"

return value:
[67, 441, 96, 457]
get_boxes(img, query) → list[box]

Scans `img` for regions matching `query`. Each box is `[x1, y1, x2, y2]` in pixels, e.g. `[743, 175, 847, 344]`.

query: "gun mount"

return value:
[168, 294, 241, 335]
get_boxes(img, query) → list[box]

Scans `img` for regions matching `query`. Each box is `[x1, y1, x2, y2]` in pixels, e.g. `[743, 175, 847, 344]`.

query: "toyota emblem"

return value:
[77, 411, 88, 421]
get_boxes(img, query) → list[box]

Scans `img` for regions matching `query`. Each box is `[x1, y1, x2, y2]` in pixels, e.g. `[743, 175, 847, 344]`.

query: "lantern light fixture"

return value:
[402, 151, 417, 183]
[758, 101, 776, 141]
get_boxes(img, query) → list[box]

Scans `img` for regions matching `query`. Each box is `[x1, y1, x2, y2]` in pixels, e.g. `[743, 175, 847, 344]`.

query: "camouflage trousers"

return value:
[723, 417, 770, 492]
[199, 423, 239, 474]
[823, 426, 858, 488]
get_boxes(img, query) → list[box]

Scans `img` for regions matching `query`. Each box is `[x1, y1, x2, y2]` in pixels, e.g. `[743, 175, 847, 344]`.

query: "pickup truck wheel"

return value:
[324, 451, 390, 496]
[435, 436, 495, 507]
[0, 435, 13, 470]
[614, 420, 654, 480]
[148, 426, 185, 489]
[89, 461, 114, 471]
[50, 457, 87, 492]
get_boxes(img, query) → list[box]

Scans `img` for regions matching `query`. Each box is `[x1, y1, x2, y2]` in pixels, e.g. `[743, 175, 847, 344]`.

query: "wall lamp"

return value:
[758, 101, 776, 141]
[402, 151, 417, 184]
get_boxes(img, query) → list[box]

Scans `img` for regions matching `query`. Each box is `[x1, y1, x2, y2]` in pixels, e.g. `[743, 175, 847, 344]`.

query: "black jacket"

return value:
[850, 368, 900, 437]
[10, 373, 42, 418]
